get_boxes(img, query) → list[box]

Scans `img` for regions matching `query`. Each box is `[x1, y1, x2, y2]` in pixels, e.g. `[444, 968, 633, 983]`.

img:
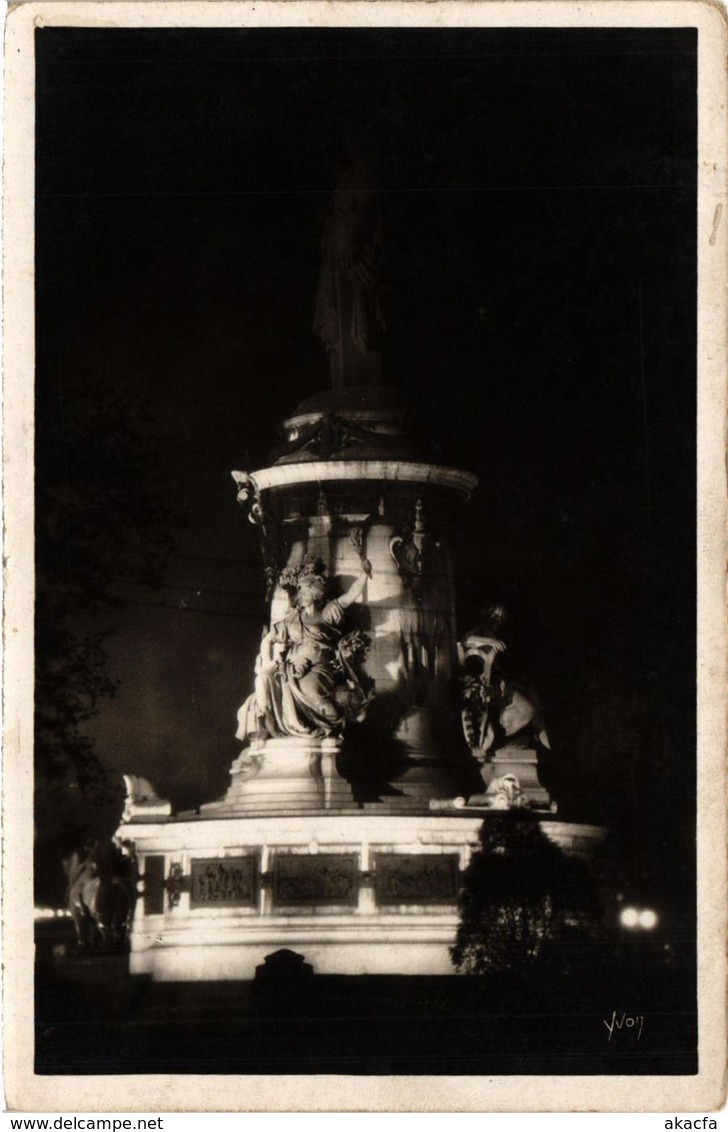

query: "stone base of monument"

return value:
[200, 737, 358, 816]
[120, 812, 607, 982]
[199, 735, 470, 818]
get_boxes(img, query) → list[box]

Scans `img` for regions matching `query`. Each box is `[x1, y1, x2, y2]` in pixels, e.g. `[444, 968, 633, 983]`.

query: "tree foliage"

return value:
[35, 375, 178, 855]
[451, 817, 602, 975]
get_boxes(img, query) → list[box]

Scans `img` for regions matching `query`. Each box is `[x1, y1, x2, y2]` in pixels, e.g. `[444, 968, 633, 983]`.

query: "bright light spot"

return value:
[620, 905, 659, 930]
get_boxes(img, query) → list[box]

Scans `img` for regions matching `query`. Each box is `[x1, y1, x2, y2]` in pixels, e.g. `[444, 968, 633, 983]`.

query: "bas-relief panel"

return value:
[180, 849, 463, 910]
[373, 853, 460, 905]
[190, 856, 257, 907]
[272, 853, 358, 906]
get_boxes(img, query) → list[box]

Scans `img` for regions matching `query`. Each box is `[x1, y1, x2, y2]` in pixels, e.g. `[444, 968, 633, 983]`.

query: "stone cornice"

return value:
[241, 460, 478, 498]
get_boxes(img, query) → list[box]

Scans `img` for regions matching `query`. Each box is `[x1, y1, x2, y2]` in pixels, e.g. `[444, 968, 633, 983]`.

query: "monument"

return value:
[118, 161, 606, 980]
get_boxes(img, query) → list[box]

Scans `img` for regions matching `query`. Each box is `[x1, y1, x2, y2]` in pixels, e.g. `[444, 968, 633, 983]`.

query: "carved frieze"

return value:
[190, 856, 257, 907]
[373, 853, 460, 905]
[272, 853, 358, 906]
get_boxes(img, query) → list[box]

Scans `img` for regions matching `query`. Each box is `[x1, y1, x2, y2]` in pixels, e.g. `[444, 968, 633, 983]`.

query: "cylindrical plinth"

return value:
[230, 457, 477, 809]
[203, 737, 358, 816]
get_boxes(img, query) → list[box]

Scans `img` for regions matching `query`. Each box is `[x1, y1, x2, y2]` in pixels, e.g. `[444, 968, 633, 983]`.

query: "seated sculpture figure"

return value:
[457, 605, 555, 811]
[237, 556, 373, 744]
[64, 837, 138, 950]
[459, 604, 550, 761]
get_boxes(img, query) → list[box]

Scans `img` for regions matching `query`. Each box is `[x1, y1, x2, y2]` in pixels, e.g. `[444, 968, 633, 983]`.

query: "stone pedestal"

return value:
[118, 380, 591, 984]
[201, 737, 355, 817]
[229, 451, 477, 807]
[469, 747, 552, 809]
[492, 748, 550, 807]
[119, 811, 608, 981]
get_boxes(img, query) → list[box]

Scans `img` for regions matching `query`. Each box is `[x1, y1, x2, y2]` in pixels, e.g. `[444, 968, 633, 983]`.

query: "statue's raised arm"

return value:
[337, 560, 372, 609]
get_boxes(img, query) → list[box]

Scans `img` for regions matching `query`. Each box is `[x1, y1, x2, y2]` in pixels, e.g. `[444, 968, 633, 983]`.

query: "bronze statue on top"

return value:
[313, 150, 386, 388]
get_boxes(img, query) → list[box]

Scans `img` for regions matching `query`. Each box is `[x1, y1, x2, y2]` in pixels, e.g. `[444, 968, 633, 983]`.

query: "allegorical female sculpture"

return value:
[236, 556, 374, 744]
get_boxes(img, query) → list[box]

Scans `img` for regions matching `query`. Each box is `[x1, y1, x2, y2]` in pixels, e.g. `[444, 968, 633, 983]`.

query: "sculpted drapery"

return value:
[236, 560, 372, 743]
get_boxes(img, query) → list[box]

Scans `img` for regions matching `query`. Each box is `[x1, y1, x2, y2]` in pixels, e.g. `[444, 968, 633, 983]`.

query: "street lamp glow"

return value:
[619, 905, 659, 930]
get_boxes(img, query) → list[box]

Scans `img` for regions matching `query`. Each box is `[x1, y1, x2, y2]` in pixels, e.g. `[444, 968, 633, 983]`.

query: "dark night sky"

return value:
[35, 27, 697, 911]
